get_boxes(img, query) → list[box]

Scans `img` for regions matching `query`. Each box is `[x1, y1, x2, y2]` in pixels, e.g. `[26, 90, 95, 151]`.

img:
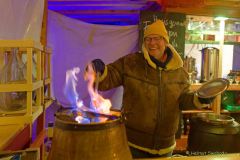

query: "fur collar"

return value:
[142, 44, 183, 70]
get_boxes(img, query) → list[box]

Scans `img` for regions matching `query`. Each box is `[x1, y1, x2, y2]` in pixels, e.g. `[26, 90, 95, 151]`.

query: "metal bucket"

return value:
[48, 108, 132, 160]
[200, 47, 219, 82]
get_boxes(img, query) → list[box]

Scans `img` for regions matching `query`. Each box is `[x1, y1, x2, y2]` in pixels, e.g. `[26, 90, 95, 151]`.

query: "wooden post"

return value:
[40, 0, 48, 46]
[37, 0, 48, 159]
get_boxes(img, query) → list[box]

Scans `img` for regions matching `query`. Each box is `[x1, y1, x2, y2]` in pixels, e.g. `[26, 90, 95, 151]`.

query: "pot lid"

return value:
[196, 78, 229, 98]
[195, 113, 234, 125]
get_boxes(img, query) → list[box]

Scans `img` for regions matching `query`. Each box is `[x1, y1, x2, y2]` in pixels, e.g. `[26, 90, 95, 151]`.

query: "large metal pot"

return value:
[48, 108, 132, 160]
[187, 113, 240, 154]
[200, 47, 219, 82]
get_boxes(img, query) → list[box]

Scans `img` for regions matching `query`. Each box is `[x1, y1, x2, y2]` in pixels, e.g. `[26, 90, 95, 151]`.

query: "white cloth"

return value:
[47, 11, 139, 109]
[0, 0, 44, 41]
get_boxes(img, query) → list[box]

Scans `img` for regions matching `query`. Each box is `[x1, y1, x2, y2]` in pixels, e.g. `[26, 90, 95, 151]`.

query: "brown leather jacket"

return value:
[97, 44, 202, 151]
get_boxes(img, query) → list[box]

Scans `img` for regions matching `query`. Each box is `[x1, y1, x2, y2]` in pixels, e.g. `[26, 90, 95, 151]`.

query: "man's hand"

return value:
[84, 63, 96, 83]
[91, 59, 105, 75]
[84, 59, 105, 82]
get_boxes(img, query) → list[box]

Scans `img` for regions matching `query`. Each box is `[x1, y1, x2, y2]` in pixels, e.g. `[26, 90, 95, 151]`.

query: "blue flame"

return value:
[63, 67, 81, 107]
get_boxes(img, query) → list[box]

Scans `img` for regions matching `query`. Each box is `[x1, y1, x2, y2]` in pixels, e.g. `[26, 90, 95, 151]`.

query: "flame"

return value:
[75, 114, 108, 123]
[86, 64, 111, 114]
[75, 107, 108, 123]
[90, 94, 111, 114]
[63, 66, 111, 124]
[75, 115, 90, 124]
[64, 67, 81, 107]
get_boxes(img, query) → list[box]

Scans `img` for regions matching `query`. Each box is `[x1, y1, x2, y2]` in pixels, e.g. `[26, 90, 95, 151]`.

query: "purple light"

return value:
[48, 1, 161, 25]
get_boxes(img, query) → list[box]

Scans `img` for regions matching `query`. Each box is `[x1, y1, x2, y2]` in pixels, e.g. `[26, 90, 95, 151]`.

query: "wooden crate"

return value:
[0, 40, 44, 125]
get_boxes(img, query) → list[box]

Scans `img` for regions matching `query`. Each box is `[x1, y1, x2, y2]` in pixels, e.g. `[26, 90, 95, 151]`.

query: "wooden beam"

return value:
[74, 18, 138, 22]
[48, 0, 146, 4]
[48, 5, 145, 11]
[205, 0, 240, 7]
[166, 6, 240, 18]
[4, 125, 31, 151]
[48, 0, 130, 1]
[72, 18, 138, 24]
[48, 3, 145, 7]
[148, 0, 240, 11]
[56, 10, 139, 15]
[167, 0, 205, 7]
[30, 130, 46, 148]
[48, 0, 145, 3]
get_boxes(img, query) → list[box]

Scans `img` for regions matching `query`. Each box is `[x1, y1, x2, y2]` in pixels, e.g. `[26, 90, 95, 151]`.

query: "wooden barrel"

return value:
[48, 109, 132, 160]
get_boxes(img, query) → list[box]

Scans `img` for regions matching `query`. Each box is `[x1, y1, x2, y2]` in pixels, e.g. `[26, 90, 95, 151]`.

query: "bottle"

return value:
[0, 48, 27, 111]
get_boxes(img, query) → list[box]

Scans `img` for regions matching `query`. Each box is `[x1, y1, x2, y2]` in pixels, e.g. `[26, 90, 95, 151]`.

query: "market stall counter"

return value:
[138, 153, 240, 160]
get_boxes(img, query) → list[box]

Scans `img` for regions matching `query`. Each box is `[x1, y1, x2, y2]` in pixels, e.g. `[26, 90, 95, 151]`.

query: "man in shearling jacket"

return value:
[84, 20, 211, 158]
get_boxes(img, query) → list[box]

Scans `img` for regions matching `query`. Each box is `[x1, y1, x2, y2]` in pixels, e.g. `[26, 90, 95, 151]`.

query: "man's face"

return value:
[144, 34, 167, 60]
